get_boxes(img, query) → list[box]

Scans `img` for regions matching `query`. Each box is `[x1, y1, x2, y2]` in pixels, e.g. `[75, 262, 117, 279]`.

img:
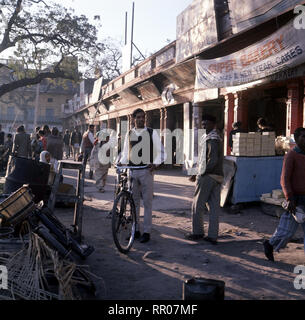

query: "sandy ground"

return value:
[46, 167, 305, 300]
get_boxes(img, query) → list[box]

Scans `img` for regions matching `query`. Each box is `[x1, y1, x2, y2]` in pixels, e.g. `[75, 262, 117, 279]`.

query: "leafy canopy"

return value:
[0, 0, 106, 97]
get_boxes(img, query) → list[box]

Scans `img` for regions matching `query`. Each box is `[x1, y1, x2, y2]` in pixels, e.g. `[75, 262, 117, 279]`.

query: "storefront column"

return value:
[183, 102, 192, 172]
[145, 110, 153, 128]
[286, 82, 302, 137]
[160, 108, 165, 144]
[116, 117, 121, 137]
[224, 93, 235, 155]
[234, 91, 248, 131]
[192, 103, 200, 164]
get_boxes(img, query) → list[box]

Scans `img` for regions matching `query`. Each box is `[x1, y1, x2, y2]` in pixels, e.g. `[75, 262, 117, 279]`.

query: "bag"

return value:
[293, 206, 305, 224]
[77, 153, 83, 162]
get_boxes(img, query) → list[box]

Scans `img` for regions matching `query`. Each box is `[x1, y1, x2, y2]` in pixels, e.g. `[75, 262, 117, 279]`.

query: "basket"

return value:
[0, 185, 34, 221]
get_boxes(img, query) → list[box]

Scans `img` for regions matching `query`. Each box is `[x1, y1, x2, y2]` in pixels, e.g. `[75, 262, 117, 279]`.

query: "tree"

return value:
[0, 0, 104, 98]
[83, 37, 122, 82]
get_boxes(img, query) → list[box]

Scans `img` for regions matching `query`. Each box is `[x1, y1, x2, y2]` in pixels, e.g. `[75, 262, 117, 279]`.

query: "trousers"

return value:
[94, 164, 109, 189]
[131, 168, 154, 234]
[191, 174, 221, 239]
[269, 195, 305, 252]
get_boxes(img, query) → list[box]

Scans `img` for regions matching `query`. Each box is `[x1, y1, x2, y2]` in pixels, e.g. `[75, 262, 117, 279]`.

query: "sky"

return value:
[59, 0, 192, 55]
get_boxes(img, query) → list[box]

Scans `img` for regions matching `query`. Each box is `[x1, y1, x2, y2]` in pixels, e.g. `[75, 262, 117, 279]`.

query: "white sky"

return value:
[59, 0, 192, 55]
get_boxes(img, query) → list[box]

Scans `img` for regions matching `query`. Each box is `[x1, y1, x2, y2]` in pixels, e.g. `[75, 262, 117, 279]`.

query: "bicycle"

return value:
[111, 164, 149, 253]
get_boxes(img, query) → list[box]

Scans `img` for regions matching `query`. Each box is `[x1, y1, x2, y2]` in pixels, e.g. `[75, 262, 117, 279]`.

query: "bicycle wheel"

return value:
[112, 191, 136, 254]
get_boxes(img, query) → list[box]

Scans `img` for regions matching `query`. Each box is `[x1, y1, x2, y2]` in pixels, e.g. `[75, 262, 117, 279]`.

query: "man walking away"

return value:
[90, 130, 111, 193]
[47, 127, 63, 171]
[80, 124, 95, 178]
[119, 108, 166, 243]
[0, 133, 13, 172]
[12, 125, 32, 158]
[63, 129, 71, 159]
[70, 127, 82, 161]
[263, 127, 305, 262]
[185, 114, 223, 245]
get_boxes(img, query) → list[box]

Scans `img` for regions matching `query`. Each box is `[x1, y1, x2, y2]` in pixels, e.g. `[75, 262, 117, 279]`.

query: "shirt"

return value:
[281, 148, 305, 200]
[120, 127, 166, 165]
[195, 129, 223, 182]
[80, 131, 95, 152]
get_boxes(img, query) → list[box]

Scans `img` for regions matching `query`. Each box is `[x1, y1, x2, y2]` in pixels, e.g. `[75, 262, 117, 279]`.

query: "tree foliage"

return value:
[0, 0, 109, 97]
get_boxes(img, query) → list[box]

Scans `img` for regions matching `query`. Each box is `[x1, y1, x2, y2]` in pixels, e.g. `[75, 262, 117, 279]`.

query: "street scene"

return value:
[1, 0, 305, 304]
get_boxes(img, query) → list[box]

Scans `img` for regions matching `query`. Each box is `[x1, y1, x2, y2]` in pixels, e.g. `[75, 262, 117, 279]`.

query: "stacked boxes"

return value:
[232, 133, 247, 156]
[232, 132, 275, 156]
[261, 132, 275, 156]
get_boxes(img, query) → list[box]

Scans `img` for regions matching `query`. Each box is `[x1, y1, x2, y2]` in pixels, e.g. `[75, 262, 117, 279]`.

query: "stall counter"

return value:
[225, 156, 284, 204]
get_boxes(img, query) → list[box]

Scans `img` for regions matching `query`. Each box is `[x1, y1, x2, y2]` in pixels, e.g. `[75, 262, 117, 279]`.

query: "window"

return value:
[47, 98, 53, 103]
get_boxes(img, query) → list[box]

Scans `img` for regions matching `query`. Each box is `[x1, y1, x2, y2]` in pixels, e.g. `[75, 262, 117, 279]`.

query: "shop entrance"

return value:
[247, 86, 287, 136]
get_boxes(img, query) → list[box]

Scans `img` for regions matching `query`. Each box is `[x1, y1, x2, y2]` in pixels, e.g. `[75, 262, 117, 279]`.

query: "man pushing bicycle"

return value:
[118, 108, 166, 243]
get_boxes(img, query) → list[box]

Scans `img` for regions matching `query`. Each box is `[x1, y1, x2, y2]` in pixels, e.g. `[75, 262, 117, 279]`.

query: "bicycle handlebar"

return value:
[115, 164, 150, 170]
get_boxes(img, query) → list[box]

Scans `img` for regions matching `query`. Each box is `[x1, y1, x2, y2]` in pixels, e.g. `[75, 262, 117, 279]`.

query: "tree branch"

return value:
[0, 69, 76, 97]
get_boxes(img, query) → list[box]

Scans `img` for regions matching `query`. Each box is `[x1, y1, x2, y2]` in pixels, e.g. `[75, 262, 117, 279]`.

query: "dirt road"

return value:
[56, 168, 305, 300]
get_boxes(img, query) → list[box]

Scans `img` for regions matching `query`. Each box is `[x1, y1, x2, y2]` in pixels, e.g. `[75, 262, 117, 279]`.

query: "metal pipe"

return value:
[130, 2, 135, 67]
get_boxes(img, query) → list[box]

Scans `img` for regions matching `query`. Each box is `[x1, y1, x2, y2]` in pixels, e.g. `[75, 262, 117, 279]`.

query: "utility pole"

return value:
[33, 83, 40, 131]
[130, 1, 135, 68]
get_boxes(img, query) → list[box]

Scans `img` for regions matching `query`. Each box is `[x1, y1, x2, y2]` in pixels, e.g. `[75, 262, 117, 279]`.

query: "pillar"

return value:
[145, 110, 153, 128]
[160, 108, 165, 144]
[286, 81, 302, 137]
[127, 114, 133, 130]
[224, 93, 235, 155]
[183, 102, 192, 172]
[233, 91, 248, 131]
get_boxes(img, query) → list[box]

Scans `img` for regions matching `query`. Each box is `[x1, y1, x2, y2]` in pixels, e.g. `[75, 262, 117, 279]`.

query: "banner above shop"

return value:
[195, 19, 305, 89]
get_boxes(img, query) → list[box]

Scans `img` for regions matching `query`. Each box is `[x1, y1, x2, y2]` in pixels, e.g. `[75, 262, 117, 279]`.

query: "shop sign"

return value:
[195, 20, 305, 89]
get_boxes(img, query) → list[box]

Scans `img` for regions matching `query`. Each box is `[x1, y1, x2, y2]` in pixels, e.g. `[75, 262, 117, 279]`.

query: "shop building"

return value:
[64, 0, 305, 203]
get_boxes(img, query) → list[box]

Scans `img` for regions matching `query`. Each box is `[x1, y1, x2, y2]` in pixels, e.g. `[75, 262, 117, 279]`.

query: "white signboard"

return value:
[79, 80, 85, 107]
[195, 20, 305, 89]
[91, 77, 103, 104]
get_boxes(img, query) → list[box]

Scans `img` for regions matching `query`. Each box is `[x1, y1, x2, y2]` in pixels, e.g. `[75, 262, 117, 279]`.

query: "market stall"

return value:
[224, 131, 292, 205]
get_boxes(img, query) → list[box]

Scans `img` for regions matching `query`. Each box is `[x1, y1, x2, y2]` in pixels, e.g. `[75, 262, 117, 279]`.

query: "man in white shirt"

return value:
[119, 108, 166, 243]
[80, 124, 95, 178]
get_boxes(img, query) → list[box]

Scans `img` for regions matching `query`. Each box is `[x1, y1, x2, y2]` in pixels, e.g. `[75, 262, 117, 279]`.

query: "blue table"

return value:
[226, 156, 284, 204]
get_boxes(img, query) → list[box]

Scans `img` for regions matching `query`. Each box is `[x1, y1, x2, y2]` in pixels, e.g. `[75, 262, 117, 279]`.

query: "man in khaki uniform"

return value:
[186, 114, 223, 244]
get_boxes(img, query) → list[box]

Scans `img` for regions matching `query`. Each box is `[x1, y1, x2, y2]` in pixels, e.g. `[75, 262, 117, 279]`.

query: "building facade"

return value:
[63, 0, 305, 167]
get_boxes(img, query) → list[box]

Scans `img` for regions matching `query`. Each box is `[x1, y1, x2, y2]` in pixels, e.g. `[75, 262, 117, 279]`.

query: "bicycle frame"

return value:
[115, 165, 150, 195]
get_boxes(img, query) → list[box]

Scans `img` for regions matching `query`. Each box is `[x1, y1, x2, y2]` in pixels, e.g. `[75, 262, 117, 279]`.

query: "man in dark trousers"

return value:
[119, 108, 166, 243]
[185, 114, 223, 244]
[12, 125, 31, 158]
[70, 127, 82, 161]
[47, 127, 63, 161]
[1, 133, 13, 171]
[263, 127, 305, 261]
[80, 124, 95, 178]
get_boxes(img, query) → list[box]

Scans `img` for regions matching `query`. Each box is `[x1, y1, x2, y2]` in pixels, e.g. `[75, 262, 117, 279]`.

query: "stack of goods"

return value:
[260, 189, 285, 206]
[261, 132, 276, 156]
[232, 133, 247, 156]
[232, 132, 275, 156]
